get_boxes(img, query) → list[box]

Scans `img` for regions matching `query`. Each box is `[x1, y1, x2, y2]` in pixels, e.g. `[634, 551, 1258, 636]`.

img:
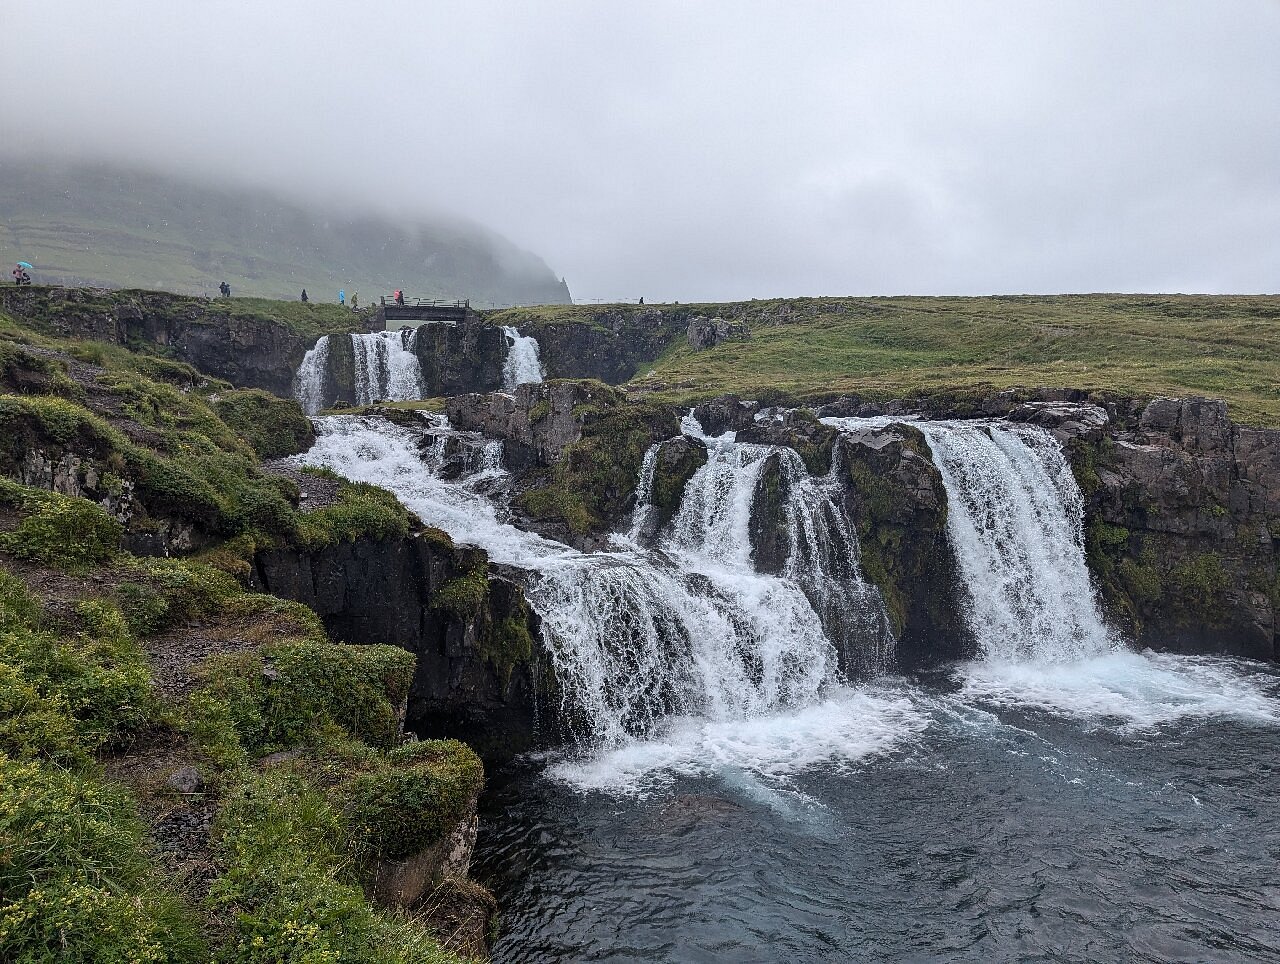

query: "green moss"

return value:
[529, 399, 552, 423]
[343, 740, 484, 861]
[213, 389, 315, 459]
[435, 565, 490, 617]
[486, 609, 535, 685]
[0, 480, 122, 568]
[1169, 552, 1231, 619]
[844, 460, 907, 636]
[648, 441, 707, 529]
[293, 481, 413, 548]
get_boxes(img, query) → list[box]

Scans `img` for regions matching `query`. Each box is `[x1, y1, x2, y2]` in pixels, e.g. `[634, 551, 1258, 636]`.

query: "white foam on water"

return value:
[296, 412, 903, 789]
[825, 415, 1280, 734]
[502, 326, 545, 388]
[958, 650, 1280, 732]
[549, 686, 930, 796]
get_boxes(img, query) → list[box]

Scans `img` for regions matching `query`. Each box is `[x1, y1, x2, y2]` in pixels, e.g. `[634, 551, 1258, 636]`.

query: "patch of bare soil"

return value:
[101, 729, 221, 900]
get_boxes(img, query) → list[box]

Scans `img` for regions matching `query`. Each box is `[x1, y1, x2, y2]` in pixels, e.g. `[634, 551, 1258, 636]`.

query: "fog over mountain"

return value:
[3, 1, 1278, 301]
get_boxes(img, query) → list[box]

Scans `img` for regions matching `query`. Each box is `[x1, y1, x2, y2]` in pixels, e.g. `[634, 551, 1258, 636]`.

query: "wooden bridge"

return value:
[372, 297, 471, 330]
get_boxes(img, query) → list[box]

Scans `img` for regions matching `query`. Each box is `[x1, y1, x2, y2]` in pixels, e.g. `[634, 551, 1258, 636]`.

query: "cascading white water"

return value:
[914, 420, 1115, 663]
[295, 413, 899, 766]
[502, 326, 545, 388]
[778, 446, 895, 673]
[350, 329, 425, 405]
[293, 335, 330, 415]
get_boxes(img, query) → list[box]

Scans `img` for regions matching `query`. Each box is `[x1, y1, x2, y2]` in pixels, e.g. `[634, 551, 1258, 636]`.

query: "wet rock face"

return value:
[252, 532, 554, 760]
[646, 436, 708, 536]
[445, 381, 601, 472]
[836, 424, 968, 668]
[749, 452, 791, 575]
[1076, 397, 1279, 660]
[692, 395, 759, 436]
[0, 286, 315, 396]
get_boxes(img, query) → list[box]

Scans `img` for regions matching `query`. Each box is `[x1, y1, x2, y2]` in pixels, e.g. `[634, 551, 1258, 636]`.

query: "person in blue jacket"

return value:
[339, 289, 346, 306]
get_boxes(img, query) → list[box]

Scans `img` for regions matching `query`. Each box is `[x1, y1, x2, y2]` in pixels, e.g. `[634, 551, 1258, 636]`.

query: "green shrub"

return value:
[0, 755, 204, 962]
[293, 482, 412, 548]
[213, 389, 315, 459]
[0, 568, 40, 631]
[0, 594, 153, 762]
[0, 481, 122, 567]
[344, 740, 484, 860]
[192, 643, 415, 756]
[210, 771, 467, 964]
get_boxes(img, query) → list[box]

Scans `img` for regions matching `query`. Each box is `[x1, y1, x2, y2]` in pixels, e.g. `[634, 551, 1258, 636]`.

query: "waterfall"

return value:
[350, 329, 425, 405]
[295, 413, 892, 755]
[778, 446, 895, 673]
[915, 420, 1115, 663]
[293, 335, 330, 415]
[502, 326, 545, 388]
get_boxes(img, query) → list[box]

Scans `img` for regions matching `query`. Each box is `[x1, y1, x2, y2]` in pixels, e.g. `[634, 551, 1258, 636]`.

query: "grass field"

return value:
[601, 294, 1280, 426]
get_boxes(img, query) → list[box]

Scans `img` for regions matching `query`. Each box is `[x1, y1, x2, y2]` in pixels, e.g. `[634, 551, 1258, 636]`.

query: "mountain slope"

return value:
[0, 158, 572, 307]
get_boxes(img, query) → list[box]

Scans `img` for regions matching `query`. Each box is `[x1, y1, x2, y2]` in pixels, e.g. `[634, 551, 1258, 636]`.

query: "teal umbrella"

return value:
[15, 262, 32, 270]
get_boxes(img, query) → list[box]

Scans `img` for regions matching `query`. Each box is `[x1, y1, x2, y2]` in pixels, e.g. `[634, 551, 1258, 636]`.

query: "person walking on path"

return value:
[219, 281, 231, 297]
[351, 291, 359, 310]
[394, 289, 404, 306]
[339, 289, 345, 306]
[301, 289, 308, 302]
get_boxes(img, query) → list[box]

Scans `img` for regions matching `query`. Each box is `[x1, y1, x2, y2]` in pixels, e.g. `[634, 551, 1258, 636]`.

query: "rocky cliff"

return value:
[253, 528, 553, 759]
[0, 286, 331, 396]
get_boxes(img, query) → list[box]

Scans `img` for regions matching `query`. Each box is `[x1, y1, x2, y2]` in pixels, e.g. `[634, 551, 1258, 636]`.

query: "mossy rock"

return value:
[343, 739, 484, 860]
[213, 389, 315, 459]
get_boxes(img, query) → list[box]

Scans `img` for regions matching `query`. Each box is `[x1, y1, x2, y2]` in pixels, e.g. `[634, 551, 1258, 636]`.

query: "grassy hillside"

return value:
[0, 304, 485, 962]
[0, 158, 572, 307]
[590, 294, 1280, 426]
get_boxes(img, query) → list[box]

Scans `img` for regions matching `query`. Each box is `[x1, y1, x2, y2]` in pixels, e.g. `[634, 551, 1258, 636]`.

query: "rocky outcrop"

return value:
[253, 530, 555, 759]
[739, 408, 839, 475]
[836, 423, 968, 668]
[367, 797, 479, 908]
[645, 437, 708, 535]
[1069, 398, 1279, 660]
[687, 314, 749, 350]
[445, 381, 599, 472]
[483, 306, 689, 384]
[0, 286, 318, 396]
[692, 395, 759, 435]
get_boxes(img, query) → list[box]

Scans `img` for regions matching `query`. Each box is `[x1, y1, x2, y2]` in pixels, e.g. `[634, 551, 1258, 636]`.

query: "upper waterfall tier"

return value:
[502, 327, 545, 389]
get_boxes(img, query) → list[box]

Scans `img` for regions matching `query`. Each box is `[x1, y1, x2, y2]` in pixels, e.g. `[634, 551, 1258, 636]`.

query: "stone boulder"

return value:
[687, 314, 749, 350]
[691, 395, 759, 436]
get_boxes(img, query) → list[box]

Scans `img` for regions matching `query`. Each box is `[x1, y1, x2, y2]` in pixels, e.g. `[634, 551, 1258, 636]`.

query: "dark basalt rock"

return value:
[1074, 397, 1279, 660]
[749, 452, 791, 575]
[252, 531, 555, 760]
[836, 423, 969, 668]
[517, 306, 687, 383]
[692, 395, 759, 436]
[646, 436, 708, 536]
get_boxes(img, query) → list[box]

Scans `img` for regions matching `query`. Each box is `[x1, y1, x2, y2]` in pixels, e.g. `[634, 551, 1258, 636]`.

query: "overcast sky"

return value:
[4, 1, 1278, 301]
